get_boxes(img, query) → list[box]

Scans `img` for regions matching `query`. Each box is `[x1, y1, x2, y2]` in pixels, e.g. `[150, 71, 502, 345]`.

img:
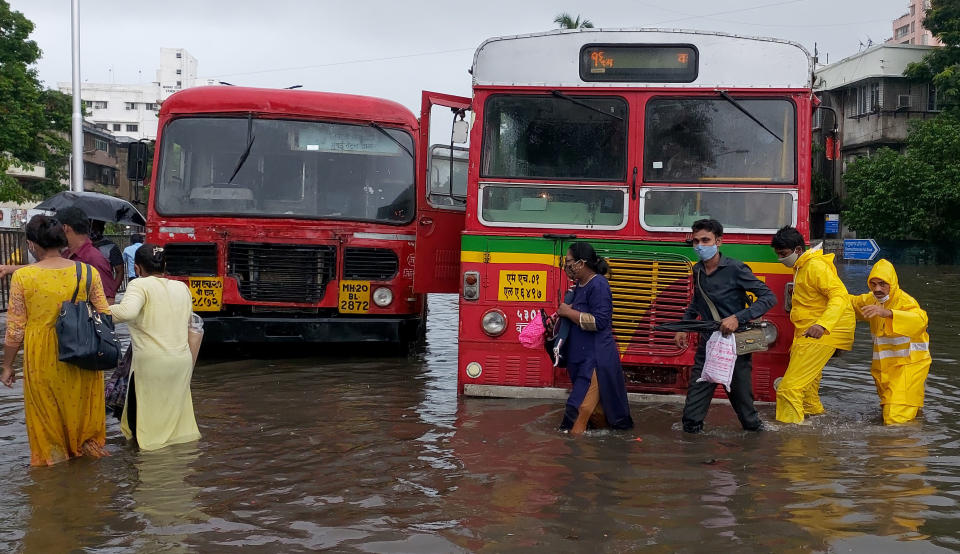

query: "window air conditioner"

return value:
[897, 95, 912, 109]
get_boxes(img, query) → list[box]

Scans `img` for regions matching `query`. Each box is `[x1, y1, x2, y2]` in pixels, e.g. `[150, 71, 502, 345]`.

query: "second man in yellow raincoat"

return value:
[771, 226, 855, 424]
[850, 259, 930, 424]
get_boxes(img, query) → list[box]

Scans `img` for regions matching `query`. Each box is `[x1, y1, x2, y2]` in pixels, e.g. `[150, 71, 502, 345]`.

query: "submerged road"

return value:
[0, 265, 958, 552]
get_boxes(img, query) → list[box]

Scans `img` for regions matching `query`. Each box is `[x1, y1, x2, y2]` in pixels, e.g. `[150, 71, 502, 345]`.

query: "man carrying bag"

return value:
[676, 219, 777, 434]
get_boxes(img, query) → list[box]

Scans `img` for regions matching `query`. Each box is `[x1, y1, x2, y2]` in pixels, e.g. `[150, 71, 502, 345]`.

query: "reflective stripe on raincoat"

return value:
[851, 259, 930, 408]
[789, 246, 855, 350]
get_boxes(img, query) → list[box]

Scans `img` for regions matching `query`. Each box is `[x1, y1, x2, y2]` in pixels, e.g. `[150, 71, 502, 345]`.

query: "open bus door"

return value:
[414, 91, 472, 293]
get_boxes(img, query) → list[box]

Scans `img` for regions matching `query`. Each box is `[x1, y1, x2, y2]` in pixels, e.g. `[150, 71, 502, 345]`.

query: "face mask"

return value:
[778, 251, 800, 268]
[693, 244, 718, 261]
[876, 294, 890, 303]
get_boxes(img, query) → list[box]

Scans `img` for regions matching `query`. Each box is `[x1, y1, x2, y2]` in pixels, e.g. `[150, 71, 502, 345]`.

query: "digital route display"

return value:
[580, 44, 698, 83]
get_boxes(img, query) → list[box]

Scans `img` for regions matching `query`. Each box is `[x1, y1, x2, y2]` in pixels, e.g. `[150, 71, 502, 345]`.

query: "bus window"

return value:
[644, 98, 796, 183]
[481, 95, 627, 181]
[640, 187, 796, 232]
[428, 145, 468, 209]
[156, 117, 415, 224]
[479, 184, 627, 229]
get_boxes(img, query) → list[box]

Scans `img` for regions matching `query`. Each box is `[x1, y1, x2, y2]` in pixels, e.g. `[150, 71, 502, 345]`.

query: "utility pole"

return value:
[70, 0, 83, 193]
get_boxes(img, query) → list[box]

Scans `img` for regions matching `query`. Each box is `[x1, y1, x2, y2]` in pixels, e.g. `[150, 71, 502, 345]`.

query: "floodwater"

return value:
[1, 266, 959, 552]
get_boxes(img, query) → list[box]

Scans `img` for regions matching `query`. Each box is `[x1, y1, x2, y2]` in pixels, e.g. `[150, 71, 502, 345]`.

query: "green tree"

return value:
[0, 0, 71, 202]
[554, 13, 594, 29]
[904, 0, 960, 111]
[843, 114, 960, 242]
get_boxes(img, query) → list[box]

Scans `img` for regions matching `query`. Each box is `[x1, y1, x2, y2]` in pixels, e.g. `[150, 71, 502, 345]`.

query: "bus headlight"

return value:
[481, 309, 506, 336]
[372, 287, 393, 307]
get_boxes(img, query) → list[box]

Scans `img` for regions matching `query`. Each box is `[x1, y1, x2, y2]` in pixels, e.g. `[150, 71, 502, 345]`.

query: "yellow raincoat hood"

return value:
[867, 258, 902, 306]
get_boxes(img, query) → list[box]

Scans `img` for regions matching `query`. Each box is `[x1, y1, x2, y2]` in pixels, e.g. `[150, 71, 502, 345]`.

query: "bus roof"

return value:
[159, 86, 419, 128]
[472, 28, 812, 90]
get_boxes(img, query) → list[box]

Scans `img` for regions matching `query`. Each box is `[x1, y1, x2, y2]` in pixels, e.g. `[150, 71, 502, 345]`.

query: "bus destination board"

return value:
[580, 44, 698, 83]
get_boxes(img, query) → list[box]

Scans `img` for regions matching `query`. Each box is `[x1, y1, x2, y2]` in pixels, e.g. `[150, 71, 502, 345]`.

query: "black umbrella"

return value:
[653, 320, 720, 333]
[35, 191, 146, 225]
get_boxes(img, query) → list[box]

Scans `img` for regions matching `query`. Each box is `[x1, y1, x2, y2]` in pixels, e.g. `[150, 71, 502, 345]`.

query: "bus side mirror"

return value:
[451, 119, 469, 144]
[127, 141, 149, 181]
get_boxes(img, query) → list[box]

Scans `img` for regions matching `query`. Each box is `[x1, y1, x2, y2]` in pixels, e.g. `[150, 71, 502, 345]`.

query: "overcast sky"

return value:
[14, 0, 913, 114]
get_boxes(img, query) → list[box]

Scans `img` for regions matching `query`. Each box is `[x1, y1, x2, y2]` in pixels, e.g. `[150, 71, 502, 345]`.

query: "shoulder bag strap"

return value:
[70, 261, 82, 303]
[696, 268, 722, 322]
[84, 263, 92, 300]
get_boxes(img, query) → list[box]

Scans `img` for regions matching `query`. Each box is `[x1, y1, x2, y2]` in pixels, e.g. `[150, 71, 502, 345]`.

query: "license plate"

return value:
[497, 270, 547, 302]
[188, 277, 223, 311]
[338, 280, 370, 313]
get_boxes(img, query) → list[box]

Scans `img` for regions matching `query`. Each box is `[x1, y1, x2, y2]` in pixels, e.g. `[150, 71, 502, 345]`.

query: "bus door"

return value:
[414, 91, 472, 293]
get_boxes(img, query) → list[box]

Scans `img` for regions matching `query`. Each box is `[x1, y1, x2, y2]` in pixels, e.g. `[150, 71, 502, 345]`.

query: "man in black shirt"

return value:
[676, 219, 777, 433]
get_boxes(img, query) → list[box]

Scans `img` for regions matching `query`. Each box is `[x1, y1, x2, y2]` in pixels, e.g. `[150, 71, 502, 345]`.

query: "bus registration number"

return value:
[339, 280, 370, 313]
[498, 270, 547, 302]
[189, 277, 223, 311]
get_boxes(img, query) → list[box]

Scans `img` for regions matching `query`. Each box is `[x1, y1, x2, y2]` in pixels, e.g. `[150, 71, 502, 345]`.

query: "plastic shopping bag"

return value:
[698, 331, 737, 392]
[188, 313, 204, 367]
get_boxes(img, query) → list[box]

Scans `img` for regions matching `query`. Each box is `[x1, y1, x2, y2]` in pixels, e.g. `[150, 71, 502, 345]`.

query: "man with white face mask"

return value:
[770, 226, 855, 424]
[677, 219, 776, 433]
[850, 259, 930, 424]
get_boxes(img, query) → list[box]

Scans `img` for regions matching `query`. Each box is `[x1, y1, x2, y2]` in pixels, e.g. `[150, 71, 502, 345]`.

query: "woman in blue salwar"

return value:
[555, 242, 634, 434]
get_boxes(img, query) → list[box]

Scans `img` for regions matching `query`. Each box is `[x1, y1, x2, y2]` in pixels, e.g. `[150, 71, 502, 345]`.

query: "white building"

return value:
[58, 48, 218, 141]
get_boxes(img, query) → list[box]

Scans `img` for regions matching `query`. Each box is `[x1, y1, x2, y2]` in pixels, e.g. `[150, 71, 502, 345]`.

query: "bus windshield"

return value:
[643, 97, 796, 183]
[156, 117, 415, 224]
[481, 95, 627, 181]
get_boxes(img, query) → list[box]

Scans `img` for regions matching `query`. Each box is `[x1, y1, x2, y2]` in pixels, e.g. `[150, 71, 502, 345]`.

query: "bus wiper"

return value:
[227, 134, 256, 185]
[551, 90, 624, 121]
[717, 90, 782, 143]
[369, 122, 414, 158]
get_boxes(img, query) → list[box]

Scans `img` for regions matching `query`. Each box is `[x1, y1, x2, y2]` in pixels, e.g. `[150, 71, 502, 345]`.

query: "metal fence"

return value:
[0, 231, 135, 312]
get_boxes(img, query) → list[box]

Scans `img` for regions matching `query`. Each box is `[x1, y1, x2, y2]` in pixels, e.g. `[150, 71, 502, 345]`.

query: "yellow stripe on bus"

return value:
[745, 262, 794, 275]
[461, 251, 559, 266]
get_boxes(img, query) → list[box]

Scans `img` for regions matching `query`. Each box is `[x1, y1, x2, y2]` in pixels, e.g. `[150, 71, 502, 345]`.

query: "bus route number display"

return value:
[580, 44, 698, 82]
[498, 270, 547, 302]
[339, 280, 370, 313]
[189, 277, 223, 311]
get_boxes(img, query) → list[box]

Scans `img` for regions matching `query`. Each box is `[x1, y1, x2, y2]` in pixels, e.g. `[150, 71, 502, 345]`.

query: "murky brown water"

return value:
[1, 266, 959, 552]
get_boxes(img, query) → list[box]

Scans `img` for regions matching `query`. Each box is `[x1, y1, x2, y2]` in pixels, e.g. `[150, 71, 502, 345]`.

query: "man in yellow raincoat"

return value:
[771, 226, 855, 423]
[850, 259, 930, 424]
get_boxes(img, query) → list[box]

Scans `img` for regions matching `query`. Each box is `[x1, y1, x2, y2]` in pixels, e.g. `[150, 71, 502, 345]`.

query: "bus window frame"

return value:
[637, 186, 798, 234]
[477, 181, 629, 230]
[578, 43, 700, 83]
[426, 143, 468, 211]
[479, 93, 630, 182]
[642, 95, 799, 185]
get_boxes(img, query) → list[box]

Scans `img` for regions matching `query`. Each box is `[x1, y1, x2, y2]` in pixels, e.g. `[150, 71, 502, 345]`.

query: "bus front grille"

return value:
[343, 248, 399, 280]
[605, 254, 693, 356]
[163, 243, 218, 276]
[228, 242, 336, 303]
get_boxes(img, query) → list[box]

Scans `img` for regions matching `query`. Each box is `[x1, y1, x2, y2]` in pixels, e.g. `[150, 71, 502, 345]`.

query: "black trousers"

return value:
[681, 335, 761, 433]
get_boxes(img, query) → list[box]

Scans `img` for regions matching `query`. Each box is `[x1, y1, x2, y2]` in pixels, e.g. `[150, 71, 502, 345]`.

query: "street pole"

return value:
[70, 0, 83, 193]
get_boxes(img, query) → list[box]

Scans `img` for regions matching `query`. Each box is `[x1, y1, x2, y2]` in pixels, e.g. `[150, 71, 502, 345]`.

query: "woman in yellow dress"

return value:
[111, 244, 200, 450]
[1, 215, 110, 466]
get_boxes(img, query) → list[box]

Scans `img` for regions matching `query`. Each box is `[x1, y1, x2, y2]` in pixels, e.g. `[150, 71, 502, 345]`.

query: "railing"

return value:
[0, 231, 136, 312]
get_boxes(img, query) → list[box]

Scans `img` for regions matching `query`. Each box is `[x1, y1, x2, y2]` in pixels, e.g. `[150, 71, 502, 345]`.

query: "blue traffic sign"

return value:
[843, 238, 879, 261]
[824, 214, 839, 234]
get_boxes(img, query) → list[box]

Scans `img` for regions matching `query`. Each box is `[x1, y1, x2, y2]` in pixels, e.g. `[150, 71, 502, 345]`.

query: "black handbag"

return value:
[696, 270, 778, 356]
[56, 262, 121, 370]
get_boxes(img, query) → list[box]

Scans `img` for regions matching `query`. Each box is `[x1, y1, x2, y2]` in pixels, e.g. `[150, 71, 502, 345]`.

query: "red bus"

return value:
[430, 30, 814, 401]
[146, 86, 465, 345]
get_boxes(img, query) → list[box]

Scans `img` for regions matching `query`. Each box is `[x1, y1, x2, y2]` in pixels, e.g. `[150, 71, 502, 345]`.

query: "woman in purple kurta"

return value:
[556, 243, 634, 434]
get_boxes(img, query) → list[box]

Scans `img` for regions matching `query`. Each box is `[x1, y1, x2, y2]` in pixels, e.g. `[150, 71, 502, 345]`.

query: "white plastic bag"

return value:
[698, 331, 737, 392]
[188, 313, 204, 367]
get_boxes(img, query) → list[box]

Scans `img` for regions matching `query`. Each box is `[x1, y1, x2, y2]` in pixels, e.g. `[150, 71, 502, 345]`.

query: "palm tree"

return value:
[554, 13, 594, 29]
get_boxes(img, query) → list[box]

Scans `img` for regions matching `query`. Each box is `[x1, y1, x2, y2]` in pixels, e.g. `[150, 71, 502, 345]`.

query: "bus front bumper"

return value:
[199, 315, 423, 344]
